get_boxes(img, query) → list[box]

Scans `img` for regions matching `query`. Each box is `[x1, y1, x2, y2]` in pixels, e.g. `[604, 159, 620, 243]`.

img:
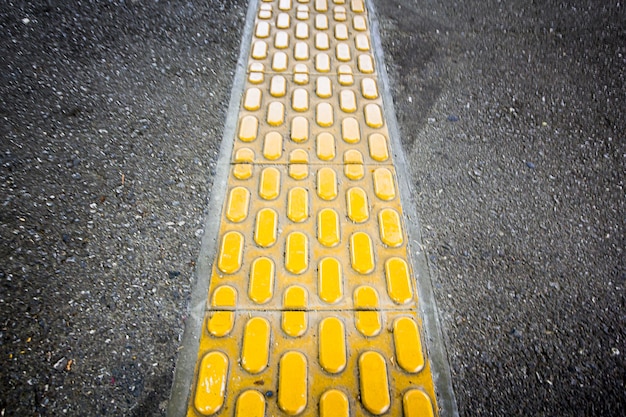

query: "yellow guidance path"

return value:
[188, 0, 438, 415]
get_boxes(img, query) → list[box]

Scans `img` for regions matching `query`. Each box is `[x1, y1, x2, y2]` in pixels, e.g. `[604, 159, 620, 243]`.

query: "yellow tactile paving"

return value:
[187, 1, 440, 416]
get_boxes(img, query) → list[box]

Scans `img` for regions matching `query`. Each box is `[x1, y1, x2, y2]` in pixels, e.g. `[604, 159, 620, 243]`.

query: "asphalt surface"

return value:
[1, 0, 624, 416]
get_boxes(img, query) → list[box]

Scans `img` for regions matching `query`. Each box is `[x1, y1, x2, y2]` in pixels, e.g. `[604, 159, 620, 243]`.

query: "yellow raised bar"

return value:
[341, 117, 361, 143]
[316, 102, 334, 127]
[233, 148, 254, 180]
[275, 31, 289, 49]
[241, 317, 271, 374]
[254, 208, 278, 248]
[385, 257, 414, 305]
[194, 351, 229, 415]
[318, 208, 340, 247]
[316, 76, 332, 98]
[378, 208, 403, 247]
[316, 132, 336, 161]
[249, 257, 275, 304]
[353, 15, 367, 31]
[263, 131, 283, 160]
[320, 390, 349, 417]
[358, 351, 390, 415]
[339, 89, 357, 113]
[393, 317, 425, 373]
[207, 285, 237, 337]
[285, 231, 308, 274]
[403, 389, 435, 417]
[238, 115, 258, 142]
[346, 186, 369, 223]
[243, 87, 262, 111]
[361, 78, 378, 99]
[235, 390, 265, 417]
[354, 286, 381, 337]
[373, 167, 396, 201]
[225, 186, 250, 223]
[289, 149, 309, 180]
[318, 257, 342, 304]
[267, 101, 285, 126]
[357, 54, 374, 73]
[344, 149, 364, 180]
[282, 285, 308, 337]
[272, 51, 288, 71]
[292, 88, 309, 112]
[317, 167, 337, 200]
[287, 187, 309, 223]
[217, 231, 244, 274]
[291, 116, 309, 143]
[350, 231, 374, 274]
[248, 62, 265, 84]
[364, 103, 383, 128]
[319, 317, 346, 374]
[368, 132, 389, 161]
[278, 351, 308, 415]
[259, 167, 280, 200]
[270, 75, 286, 97]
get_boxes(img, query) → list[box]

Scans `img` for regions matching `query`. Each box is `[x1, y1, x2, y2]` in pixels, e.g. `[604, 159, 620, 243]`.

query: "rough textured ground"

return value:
[0, 0, 624, 416]
[0, 0, 246, 415]
[373, 0, 625, 415]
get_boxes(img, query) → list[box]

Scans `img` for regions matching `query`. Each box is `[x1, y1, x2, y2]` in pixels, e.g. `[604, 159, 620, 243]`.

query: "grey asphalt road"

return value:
[1, 0, 624, 416]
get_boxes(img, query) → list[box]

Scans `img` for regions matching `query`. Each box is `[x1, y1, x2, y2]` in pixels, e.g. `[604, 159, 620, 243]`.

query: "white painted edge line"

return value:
[166, 1, 260, 415]
[365, 1, 460, 416]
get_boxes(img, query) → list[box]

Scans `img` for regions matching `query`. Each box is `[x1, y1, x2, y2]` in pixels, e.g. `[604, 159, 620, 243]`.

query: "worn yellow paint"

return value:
[217, 231, 243, 274]
[194, 351, 229, 415]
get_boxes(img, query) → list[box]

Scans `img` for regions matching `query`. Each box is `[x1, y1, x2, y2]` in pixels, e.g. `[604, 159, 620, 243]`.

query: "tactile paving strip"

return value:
[187, 1, 439, 415]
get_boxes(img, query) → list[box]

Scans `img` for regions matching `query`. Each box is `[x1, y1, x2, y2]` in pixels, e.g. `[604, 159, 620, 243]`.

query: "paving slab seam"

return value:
[169, 0, 458, 416]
